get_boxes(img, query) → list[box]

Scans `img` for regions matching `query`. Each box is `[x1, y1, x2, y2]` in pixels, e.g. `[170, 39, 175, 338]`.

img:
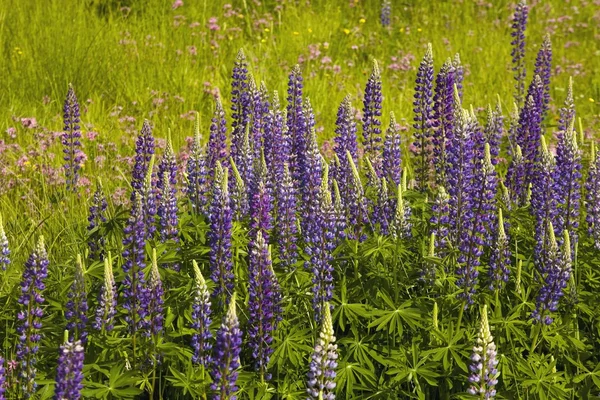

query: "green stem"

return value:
[456, 300, 466, 334]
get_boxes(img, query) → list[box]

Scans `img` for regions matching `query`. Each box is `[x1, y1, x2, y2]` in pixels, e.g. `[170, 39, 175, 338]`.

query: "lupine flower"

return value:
[191, 260, 212, 368]
[230, 126, 252, 219]
[432, 58, 457, 186]
[558, 77, 575, 133]
[391, 180, 412, 239]
[333, 96, 359, 216]
[430, 186, 450, 255]
[16, 236, 48, 398]
[362, 60, 383, 175]
[208, 96, 229, 174]
[373, 178, 392, 235]
[248, 231, 282, 381]
[0, 356, 5, 400]
[230, 49, 251, 177]
[554, 121, 581, 250]
[187, 112, 209, 214]
[511, 0, 528, 107]
[264, 91, 290, 186]
[141, 156, 157, 240]
[533, 34, 552, 118]
[131, 120, 155, 195]
[250, 156, 273, 243]
[229, 158, 248, 221]
[467, 305, 499, 398]
[484, 97, 504, 166]
[276, 163, 298, 270]
[346, 152, 370, 241]
[453, 54, 464, 98]
[66, 254, 88, 343]
[87, 180, 107, 261]
[62, 84, 84, 191]
[0, 213, 10, 271]
[413, 43, 435, 192]
[93, 255, 116, 332]
[532, 227, 571, 324]
[301, 127, 324, 243]
[307, 303, 338, 400]
[211, 293, 243, 400]
[121, 193, 149, 335]
[54, 333, 84, 400]
[586, 142, 600, 250]
[506, 145, 527, 207]
[380, 0, 391, 26]
[331, 180, 347, 241]
[507, 102, 520, 155]
[209, 162, 234, 307]
[489, 209, 511, 291]
[517, 79, 543, 189]
[158, 131, 177, 189]
[287, 65, 307, 186]
[158, 170, 179, 242]
[382, 112, 402, 185]
[249, 79, 270, 161]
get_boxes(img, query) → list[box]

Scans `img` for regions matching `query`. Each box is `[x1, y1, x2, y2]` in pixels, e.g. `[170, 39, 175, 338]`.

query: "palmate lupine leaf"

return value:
[367, 293, 423, 336]
[336, 361, 377, 397]
[271, 325, 313, 373]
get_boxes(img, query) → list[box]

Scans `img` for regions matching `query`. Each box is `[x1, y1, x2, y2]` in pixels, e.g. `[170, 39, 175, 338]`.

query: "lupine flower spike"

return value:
[148, 248, 164, 337]
[489, 209, 511, 291]
[391, 180, 412, 239]
[87, 179, 108, 261]
[380, 0, 391, 27]
[187, 112, 209, 214]
[362, 59, 383, 175]
[211, 293, 243, 400]
[191, 260, 212, 368]
[54, 331, 84, 400]
[413, 43, 435, 192]
[382, 112, 402, 185]
[586, 142, 600, 249]
[94, 254, 116, 332]
[467, 305, 499, 398]
[66, 254, 88, 343]
[0, 355, 5, 400]
[0, 213, 9, 271]
[511, 0, 528, 107]
[307, 303, 338, 400]
[62, 84, 84, 191]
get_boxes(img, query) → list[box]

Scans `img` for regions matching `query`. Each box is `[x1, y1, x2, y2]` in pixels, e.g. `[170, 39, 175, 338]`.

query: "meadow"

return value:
[1, 0, 600, 398]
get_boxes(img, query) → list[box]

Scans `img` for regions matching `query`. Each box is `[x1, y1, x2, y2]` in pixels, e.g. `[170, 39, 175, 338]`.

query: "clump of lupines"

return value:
[432, 58, 457, 186]
[413, 43, 435, 192]
[515, 86, 543, 195]
[489, 209, 511, 291]
[93, 255, 116, 332]
[306, 303, 338, 400]
[380, 0, 391, 26]
[533, 34, 552, 118]
[16, 236, 48, 398]
[275, 163, 298, 270]
[532, 227, 572, 324]
[54, 332, 84, 400]
[187, 112, 209, 214]
[586, 142, 600, 249]
[362, 60, 383, 175]
[62, 84, 84, 191]
[87, 180, 108, 261]
[147, 249, 164, 337]
[65, 254, 88, 343]
[467, 305, 499, 398]
[209, 162, 234, 307]
[510, 0, 528, 107]
[382, 112, 402, 185]
[230, 49, 251, 176]
[131, 120, 155, 194]
[264, 91, 290, 186]
[211, 293, 242, 400]
[0, 213, 9, 271]
[248, 231, 282, 381]
[249, 78, 270, 161]
[191, 260, 212, 368]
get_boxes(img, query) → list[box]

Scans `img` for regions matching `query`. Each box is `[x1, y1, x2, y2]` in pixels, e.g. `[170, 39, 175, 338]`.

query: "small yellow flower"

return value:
[264, 28, 270, 32]
[400, 27, 404, 33]
[589, 98, 595, 103]
[261, 39, 266, 43]
[417, 28, 422, 32]
[343, 28, 350, 35]
[359, 18, 366, 24]
[293, 31, 300, 36]
[308, 28, 313, 33]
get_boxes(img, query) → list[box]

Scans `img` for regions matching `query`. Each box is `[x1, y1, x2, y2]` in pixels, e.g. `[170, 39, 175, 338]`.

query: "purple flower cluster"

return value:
[533, 34, 552, 118]
[307, 303, 338, 400]
[187, 113, 209, 214]
[362, 60, 383, 175]
[230, 49, 251, 180]
[287, 65, 307, 186]
[0, 356, 5, 400]
[0, 214, 9, 271]
[93, 256, 116, 332]
[131, 120, 155, 195]
[382, 112, 402, 185]
[430, 186, 450, 255]
[54, 336, 84, 400]
[488, 209, 511, 291]
[467, 305, 499, 398]
[511, 0, 528, 107]
[484, 99, 504, 166]
[62, 85, 85, 191]
[275, 163, 298, 270]
[65, 255, 88, 343]
[208, 97, 229, 173]
[558, 77, 575, 133]
[147, 249, 164, 337]
[158, 135, 179, 240]
[191, 261, 212, 368]
[87, 181, 107, 261]
[391, 182, 412, 239]
[432, 58, 457, 187]
[333, 96, 359, 219]
[16, 236, 48, 398]
[380, 0, 391, 27]
[586, 143, 600, 250]
[413, 44, 435, 192]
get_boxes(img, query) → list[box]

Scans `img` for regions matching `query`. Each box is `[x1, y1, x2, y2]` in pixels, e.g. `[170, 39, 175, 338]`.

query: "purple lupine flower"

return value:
[158, 131, 177, 189]
[331, 180, 347, 241]
[16, 236, 48, 398]
[452, 54, 464, 99]
[249, 78, 270, 161]
[191, 260, 212, 368]
[432, 58, 456, 187]
[533, 34, 552, 118]
[517, 79, 544, 190]
[554, 122, 581, 250]
[373, 178, 392, 235]
[187, 112, 209, 214]
[507, 102, 520, 155]
[346, 152, 370, 242]
[121, 193, 149, 335]
[430, 186, 450, 255]
[276, 163, 298, 270]
[511, 0, 528, 107]
[264, 91, 290, 185]
[248, 231, 282, 381]
[229, 157, 249, 221]
[333, 96, 359, 217]
[306, 303, 338, 400]
[230, 49, 251, 178]
[250, 155, 273, 242]
[87, 180, 108, 261]
[586, 143, 600, 250]
[382, 112, 402, 185]
[66, 254, 88, 344]
[287, 65, 307, 186]
[301, 126, 324, 244]
[380, 0, 391, 26]
[209, 162, 234, 307]
[391, 181, 412, 239]
[93, 256, 116, 332]
[0, 213, 10, 271]
[208, 96, 229, 173]
[506, 145, 527, 207]
[558, 77, 575, 133]
[0, 356, 5, 400]
[413, 43, 435, 192]
[467, 305, 499, 398]
[141, 156, 157, 240]
[484, 98, 504, 166]
[131, 120, 155, 195]
[54, 335, 85, 400]
[211, 293, 242, 400]
[489, 209, 511, 291]
[147, 249, 164, 337]
[62, 84, 84, 191]
[158, 171, 179, 243]
[532, 227, 571, 324]
[362, 60, 383, 175]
